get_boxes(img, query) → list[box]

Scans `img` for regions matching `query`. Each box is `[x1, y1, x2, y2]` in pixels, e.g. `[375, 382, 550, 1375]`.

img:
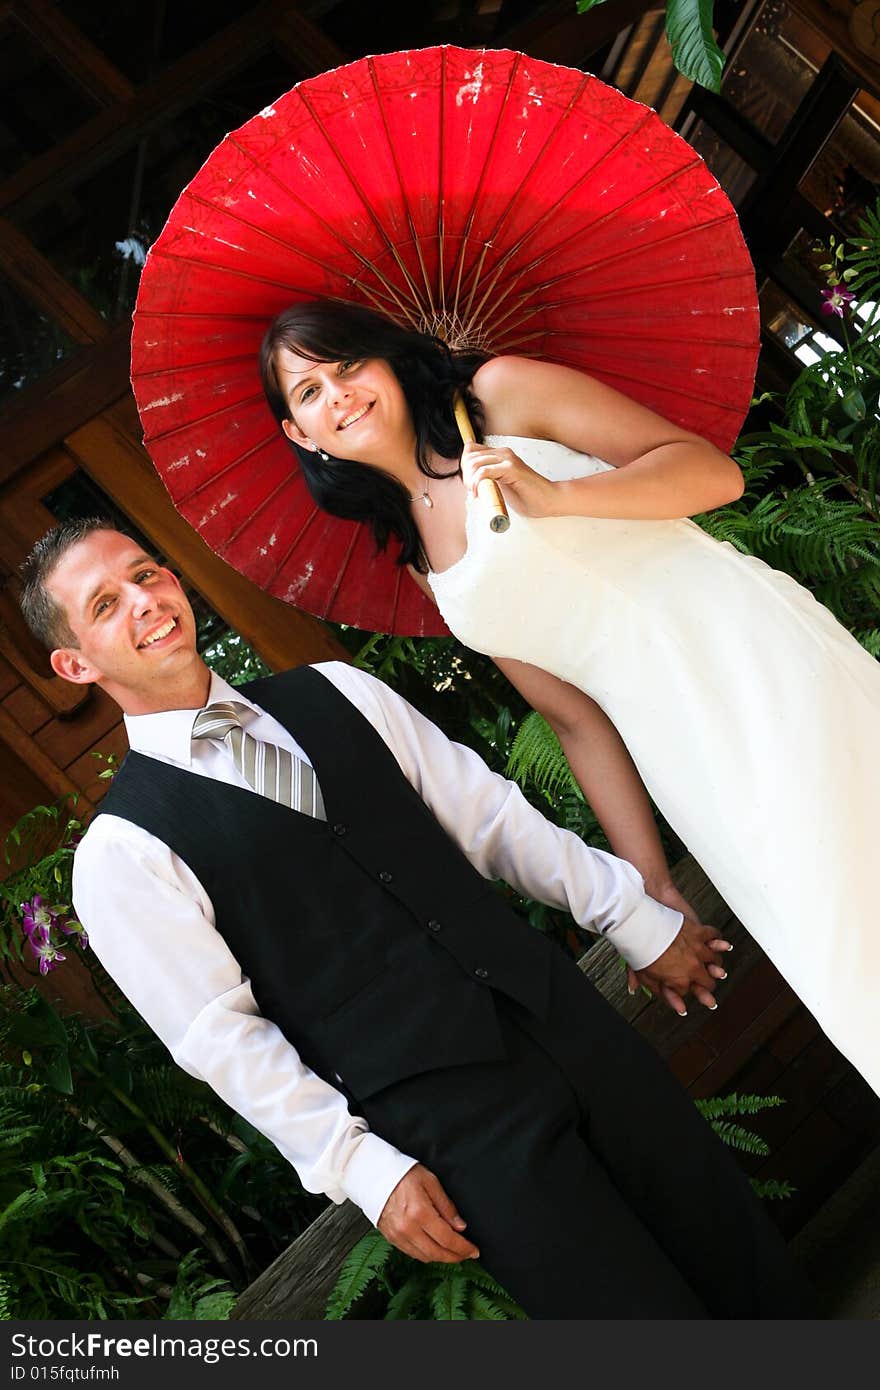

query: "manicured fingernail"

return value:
[677, 1009, 688, 1017]
[453, 1217, 466, 1228]
[708, 1002, 718, 1011]
[718, 970, 728, 980]
[627, 985, 636, 996]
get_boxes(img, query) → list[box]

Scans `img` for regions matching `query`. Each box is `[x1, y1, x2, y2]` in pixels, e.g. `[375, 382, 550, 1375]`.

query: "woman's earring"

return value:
[309, 442, 330, 461]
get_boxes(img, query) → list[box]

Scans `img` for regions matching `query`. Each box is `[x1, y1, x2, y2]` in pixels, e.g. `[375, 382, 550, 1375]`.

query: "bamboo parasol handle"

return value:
[453, 394, 510, 535]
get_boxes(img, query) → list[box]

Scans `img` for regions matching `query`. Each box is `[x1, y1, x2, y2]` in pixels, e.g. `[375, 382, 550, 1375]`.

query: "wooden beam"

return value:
[0, 447, 79, 575]
[64, 411, 349, 673]
[0, 216, 107, 343]
[231, 1201, 369, 1321]
[272, 9, 347, 76]
[0, 700, 94, 813]
[0, 0, 289, 220]
[787, 0, 880, 95]
[501, 0, 655, 64]
[0, 588, 89, 716]
[11, 0, 135, 106]
[0, 322, 132, 484]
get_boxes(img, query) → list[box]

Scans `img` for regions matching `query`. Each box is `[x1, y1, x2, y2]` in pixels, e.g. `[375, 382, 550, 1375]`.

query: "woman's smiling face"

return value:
[275, 347, 413, 465]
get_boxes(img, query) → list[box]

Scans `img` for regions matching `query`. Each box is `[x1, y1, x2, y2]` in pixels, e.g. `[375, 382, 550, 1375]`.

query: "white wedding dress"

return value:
[429, 436, 880, 1094]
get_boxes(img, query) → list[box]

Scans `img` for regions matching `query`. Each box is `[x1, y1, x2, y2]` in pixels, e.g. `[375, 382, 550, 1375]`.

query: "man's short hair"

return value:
[20, 517, 120, 652]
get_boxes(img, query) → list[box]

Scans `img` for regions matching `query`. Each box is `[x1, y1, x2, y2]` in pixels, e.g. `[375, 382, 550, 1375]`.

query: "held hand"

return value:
[377, 1163, 480, 1264]
[461, 441, 558, 518]
[628, 914, 733, 1018]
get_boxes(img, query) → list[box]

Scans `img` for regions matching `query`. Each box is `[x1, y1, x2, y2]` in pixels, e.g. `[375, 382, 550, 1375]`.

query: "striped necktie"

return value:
[191, 701, 326, 820]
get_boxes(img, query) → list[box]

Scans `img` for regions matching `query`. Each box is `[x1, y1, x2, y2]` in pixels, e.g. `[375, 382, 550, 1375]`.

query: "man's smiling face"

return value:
[47, 530, 204, 714]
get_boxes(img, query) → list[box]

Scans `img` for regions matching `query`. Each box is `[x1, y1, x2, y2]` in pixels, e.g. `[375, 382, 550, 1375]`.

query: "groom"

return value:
[20, 519, 808, 1318]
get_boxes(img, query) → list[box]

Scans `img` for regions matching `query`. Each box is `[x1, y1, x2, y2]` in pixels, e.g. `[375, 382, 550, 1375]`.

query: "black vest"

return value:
[97, 667, 553, 1101]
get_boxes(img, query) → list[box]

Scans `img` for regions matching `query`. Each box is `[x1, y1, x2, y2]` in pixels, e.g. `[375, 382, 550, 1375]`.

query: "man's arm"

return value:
[72, 816, 416, 1226]
[320, 663, 705, 974]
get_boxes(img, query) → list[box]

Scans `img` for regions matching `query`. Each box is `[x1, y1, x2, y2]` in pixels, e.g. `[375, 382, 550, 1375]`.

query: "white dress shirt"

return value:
[72, 661, 682, 1226]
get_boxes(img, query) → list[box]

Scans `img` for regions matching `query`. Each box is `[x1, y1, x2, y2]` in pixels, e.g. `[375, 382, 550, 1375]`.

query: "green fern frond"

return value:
[328, 1243, 528, 1321]
[507, 712, 582, 804]
[325, 1229, 394, 1319]
[164, 1250, 235, 1320]
[707, 1121, 771, 1157]
[468, 1287, 509, 1319]
[384, 1278, 428, 1320]
[429, 1263, 469, 1319]
[696, 1094, 794, 1189]
[750, 1178, 797, 1200]
[464, 1265, 529, 1319]
[695, 1092, 785, 1120]
[127, 1066, 215, 1132]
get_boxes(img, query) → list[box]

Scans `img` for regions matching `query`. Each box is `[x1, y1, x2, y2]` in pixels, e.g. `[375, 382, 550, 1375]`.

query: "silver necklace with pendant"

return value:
[410, 481, 433, 509]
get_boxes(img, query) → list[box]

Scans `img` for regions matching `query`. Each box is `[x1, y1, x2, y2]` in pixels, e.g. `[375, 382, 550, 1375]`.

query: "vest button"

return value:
[474, 967, 489, 980]
[427, 919, 442, 932]
[332, 823, 348, 836]
[378, 870, 393, 883]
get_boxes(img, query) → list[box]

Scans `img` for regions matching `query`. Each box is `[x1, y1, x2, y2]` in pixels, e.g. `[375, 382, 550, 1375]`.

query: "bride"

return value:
[259, 298, 880, 1095]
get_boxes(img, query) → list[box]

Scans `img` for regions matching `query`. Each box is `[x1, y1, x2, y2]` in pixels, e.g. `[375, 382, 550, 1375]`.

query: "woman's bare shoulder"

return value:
[472, 356, 709, 464]
[471, 355, 538, 431]
[471, 356, 605, 437]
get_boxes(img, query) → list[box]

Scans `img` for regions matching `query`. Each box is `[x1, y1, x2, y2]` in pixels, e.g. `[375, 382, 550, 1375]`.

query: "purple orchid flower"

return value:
[20, 895, 54, 939]
[57, 915, 89, 949]
[821, 284, 855, 317]
[25, 923, 67, 976]
[19, 895, 88, 970]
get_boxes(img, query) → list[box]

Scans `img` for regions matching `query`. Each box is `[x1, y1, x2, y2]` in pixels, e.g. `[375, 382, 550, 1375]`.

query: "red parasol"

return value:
[131, 45, 759, 637]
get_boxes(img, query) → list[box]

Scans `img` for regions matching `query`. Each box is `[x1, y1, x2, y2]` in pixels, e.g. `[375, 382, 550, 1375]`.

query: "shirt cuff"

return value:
[603, 895, 683, 970]
[338, 1131, 419, 1227]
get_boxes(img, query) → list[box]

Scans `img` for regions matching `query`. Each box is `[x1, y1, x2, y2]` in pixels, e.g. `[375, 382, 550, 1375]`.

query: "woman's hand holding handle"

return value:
[461, 440, 560, 521]
[453, 397, 510, 533]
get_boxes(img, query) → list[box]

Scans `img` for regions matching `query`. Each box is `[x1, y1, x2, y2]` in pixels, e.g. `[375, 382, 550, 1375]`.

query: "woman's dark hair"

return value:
[259, 299, 486, 572]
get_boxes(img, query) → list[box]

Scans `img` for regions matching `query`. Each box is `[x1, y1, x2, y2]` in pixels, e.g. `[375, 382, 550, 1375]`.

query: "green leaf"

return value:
[43, 1050, 74, 1096]
[192, 1290, 236, 1320]
[429, 1264, 468, 1319]
[666, 0, 725, 92]
[468, 1288, 509, 1319]
[708, 1120, 770, 1156]
[695, 1091, 785, 1120]
[507, 712, 582, 804]
[216, 1150, 253, 1197]
[384, 1280, 428, 1320]
[751, 1178, 796, 1200]
[80, 1028, 99, 1068]
[575, 1, 609, 12]
[325, 1231, 394, 1319]
[6, 1001, 70, 1061]
[841, 389, 867, 421]
[25, 995, 69, 1048]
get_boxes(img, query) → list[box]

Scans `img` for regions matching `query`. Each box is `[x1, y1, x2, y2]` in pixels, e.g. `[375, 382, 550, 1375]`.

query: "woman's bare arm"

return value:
[410, 571, 682, 894]
[469, 355, 744, 519]
[496, 660, 730, 1011]
[494, 658, 677, 895]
